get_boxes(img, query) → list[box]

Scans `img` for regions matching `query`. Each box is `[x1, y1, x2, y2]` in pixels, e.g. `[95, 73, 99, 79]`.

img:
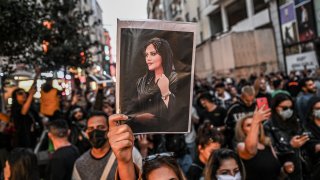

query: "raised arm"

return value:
[238, 106, 271, 160]
[108, 114, 137, 180]
[21, 69, 40, 115]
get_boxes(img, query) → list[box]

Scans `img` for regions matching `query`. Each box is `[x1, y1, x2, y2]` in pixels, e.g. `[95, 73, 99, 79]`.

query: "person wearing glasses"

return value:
[10, 70, 41, 148]
[204, 148, 244, 180]
[72, 112, 142, 180]
[127, 37, 177, 133]
[142, 152, 186, 180]
[264, 93, 310, 180]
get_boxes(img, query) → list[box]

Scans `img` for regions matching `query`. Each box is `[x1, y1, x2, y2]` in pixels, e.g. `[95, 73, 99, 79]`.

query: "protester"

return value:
[235, 108, 291, 179]
[214, 83, 233, 109]
[142, 152, 186, 180]
[165, 134, 192, 174]
[72, 111, 142, 180]
[40, 78, 61, 121]
[45, 119, 79, 180]
[11, 85, 42, 148]
[296, 77, 317, 121]
[186, 121, 224, 180]
[198, 92, 227, 133]
[254, 76, 272, 106]
[225, 85, 256, 149]
[4, 148, 39, 180]
[67, 106, 91, 154]
[264, 93, 310, 180]
[204, 148, 244, 180]
[304, 96, 320, 179]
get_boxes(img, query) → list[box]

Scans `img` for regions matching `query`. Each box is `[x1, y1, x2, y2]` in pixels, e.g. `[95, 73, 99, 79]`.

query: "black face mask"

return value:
[88, 129, 107, 149]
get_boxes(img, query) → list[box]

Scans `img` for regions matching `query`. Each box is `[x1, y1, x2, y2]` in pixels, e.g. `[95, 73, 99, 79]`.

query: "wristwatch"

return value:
[161, 91, 172, 100]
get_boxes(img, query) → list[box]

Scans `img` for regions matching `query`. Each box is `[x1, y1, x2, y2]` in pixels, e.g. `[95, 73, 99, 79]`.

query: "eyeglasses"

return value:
[279, 106, 292, 111]
[143, 152, 174, 163]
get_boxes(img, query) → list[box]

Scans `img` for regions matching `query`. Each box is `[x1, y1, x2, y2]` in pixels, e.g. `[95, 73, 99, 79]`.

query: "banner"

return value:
[116, 20, 196, 134]
[286, 51, 319, 73]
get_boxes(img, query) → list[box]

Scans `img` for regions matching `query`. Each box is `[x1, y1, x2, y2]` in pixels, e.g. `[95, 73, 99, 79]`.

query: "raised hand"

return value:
[156, 74, 170, 96]
[107, 114, 134, 164]
[252, 105, 271, 124]
[107, 114, 136, 180]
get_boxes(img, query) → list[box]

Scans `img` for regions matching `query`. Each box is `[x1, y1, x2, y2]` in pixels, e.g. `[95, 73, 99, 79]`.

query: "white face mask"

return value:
[313, 109, 320, 119]
[279, 109, 293, 120]
[216, 172, 241, 180]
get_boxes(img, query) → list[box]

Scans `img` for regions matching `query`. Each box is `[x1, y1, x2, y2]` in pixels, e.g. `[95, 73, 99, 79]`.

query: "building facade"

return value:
[147, 0, 284, 79]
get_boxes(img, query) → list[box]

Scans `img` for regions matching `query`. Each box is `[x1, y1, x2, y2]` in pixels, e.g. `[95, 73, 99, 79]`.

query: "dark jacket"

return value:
[225, 99, 255, 148]
[264, 115, 309, 180]
[127, 71, 177, 133]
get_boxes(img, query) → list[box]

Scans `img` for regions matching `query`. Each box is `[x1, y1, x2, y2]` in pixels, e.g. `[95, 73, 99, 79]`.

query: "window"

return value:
[226, 0, 247, 27]
[209, 11, 223, 36]
[253, 0, 268, 14]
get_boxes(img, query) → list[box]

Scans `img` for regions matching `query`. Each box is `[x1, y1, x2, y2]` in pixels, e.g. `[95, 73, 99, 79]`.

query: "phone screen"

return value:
[256, 97, 269, 110]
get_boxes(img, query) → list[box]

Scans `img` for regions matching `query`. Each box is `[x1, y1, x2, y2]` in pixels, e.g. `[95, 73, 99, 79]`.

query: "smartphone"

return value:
[256, 97, 269, 110]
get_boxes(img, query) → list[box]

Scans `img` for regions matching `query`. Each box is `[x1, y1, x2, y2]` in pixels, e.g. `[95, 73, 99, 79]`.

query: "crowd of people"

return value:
[0, 68, 320, 180]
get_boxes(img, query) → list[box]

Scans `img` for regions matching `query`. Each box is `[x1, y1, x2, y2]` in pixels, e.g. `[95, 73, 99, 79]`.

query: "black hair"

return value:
[165, 134, 188, 158]
[197, 92, 215, 105]
[42, 78, 53, 93]
[142, 156, 184, 180]
[299, 77, 313, 88]
[7, 148, 39, 180]
[87, 111, 109, 127]
[305, 96, 320, 123]
[143, 37, 174, 78]
[215, 83, 225, 89]
[47, 119, 69, 138]
[271, 93, 299, 133]
[205, 148, 245, 180]
[196, 121, 224, 149]
[272, 79, 282, 89]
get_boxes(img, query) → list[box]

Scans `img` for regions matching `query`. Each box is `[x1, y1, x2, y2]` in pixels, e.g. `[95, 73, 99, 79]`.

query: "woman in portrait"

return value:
[128, 37, 178, 132]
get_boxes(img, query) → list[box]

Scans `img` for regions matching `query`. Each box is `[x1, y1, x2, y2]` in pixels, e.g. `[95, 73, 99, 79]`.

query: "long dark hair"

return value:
[143, 37, 174, 78]
[7, 148, 39, 180]
[204, 148, 245, 180]
[305, 96, 320, 124]
[271, 93, 299, 133]
[11, 88, 25, 106]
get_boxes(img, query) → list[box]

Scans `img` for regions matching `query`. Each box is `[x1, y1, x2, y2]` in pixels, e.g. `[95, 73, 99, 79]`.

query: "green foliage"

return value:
[0, 0, 102, 73]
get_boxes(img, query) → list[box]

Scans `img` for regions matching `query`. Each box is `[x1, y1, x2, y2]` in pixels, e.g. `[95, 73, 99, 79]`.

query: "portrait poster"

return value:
[116, 19, 196, 134]
[314, 0, 320, 37]
[295, 1, 316, 42]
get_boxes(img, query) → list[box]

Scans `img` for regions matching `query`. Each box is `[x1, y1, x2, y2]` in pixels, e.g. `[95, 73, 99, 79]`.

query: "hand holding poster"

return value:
[116, 20, 196, 134]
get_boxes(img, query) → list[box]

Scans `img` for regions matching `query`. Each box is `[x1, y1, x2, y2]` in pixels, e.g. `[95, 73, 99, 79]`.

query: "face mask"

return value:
[313, 109, 320, 119]
[88, 129, 107, 149]
[216, 172, 241, 180]
[279, 109, 293, 120]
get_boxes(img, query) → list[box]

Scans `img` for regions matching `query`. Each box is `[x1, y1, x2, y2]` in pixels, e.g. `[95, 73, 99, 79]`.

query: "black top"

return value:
[128, 72, 178, 133]
[11, 104, 39, 148]
[202, 106, 226, 127]
[46, 145, 80, 180]
[242, 146, 281, 180]
[186, 157, 205, 180]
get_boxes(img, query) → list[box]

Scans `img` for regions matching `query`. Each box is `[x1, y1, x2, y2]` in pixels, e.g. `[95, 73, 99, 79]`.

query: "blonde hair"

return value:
[235, 115, 271, 146]
[241, 85, 255, 96]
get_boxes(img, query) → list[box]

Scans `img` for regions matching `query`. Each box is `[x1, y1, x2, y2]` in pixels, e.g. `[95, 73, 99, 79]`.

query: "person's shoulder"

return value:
[136, 74, 148, 86]
[74, 149, 91, 165]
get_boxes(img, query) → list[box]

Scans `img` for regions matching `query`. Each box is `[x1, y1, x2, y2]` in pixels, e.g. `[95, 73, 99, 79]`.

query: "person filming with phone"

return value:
[264, 93, 311, 180]
[235, 105, 294, 179]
